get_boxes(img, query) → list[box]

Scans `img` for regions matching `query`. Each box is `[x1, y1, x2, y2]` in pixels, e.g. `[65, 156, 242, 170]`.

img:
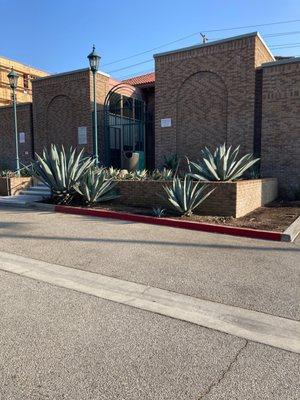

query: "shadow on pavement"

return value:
[0, 232, 299, 253]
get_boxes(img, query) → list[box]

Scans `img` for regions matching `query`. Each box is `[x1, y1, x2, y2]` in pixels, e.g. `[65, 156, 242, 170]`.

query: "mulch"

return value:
[91, 200, 300, 232]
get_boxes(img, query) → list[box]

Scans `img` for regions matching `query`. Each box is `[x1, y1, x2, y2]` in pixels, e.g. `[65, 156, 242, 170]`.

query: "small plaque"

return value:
[161, 118, 172, 128]
[78, 126, 87, 145]
[19, 132, 26, 143]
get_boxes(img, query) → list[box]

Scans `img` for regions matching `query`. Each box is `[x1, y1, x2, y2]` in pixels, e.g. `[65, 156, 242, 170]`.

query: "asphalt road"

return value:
[0, 207, 299, 320]
[0, 206, 299, 399]
[1, 269, 299, 400]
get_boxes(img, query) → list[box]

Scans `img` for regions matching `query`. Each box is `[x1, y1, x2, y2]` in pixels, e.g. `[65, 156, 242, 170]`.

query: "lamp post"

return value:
[87, 45, 101, 164]
[7, 69, 20, 175]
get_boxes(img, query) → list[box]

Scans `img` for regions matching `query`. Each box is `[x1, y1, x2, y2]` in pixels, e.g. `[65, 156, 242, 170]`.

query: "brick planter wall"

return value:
[115, 178, 278, 218]
[0, 177, 32, 196]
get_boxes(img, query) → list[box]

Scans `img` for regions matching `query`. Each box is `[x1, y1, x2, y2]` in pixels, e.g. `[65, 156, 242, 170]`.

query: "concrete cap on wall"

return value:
[262, 56, 300, 68]
[33, 68, 110, 82]
[153, 31, 275, 61]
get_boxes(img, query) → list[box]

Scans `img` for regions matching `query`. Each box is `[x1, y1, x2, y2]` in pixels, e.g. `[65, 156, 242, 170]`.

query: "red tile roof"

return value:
[122, 72, 155, 87]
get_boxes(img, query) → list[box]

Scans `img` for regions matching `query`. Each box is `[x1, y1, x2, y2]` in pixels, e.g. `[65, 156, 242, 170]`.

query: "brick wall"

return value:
[261, 58, 300, 195]
[32, 69, 94, 157]
[115, 178, 277, 217]
[0, 103, 33, 169]
[154, 33, 273, 167]
[0, 176, 32, 195]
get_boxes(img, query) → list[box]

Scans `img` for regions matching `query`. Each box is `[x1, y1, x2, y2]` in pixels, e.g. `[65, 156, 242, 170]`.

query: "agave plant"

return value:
[163, 175, 215, 216]
[0, 169, 14, 177]
[152, 206, 166, 218]
[30, 144, 94, 204]
[151, 168, 173, 181]
[163, 154, 179, 171]
[123, 171, 136, 180]
[188, 143, 260, 181]
[75, 168, 119, 205]
[105, 166, 121, 180]
[134, 169, 148, 180]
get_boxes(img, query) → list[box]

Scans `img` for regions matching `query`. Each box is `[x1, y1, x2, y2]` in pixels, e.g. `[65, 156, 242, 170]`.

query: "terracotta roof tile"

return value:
[122, 72, 155, 87]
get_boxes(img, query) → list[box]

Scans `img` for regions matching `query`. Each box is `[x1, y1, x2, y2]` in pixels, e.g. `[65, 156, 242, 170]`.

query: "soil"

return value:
[91, 200, 300, 232]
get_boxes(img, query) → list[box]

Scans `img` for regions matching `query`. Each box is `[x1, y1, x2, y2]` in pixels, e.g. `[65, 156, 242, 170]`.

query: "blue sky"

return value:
[1, 0, 300, 79]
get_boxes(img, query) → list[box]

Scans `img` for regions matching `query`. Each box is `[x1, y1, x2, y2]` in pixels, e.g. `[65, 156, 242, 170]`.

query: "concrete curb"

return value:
[55, 205, 285, 242]
[30, 202, 56, 211]
[282, 216, 300, 242]
[0, 250, 299, 354]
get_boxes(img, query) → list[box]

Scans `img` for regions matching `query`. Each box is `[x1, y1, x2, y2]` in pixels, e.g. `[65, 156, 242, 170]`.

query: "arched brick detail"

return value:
[46, 95, 76, 147]
[176, 71, 228, 160]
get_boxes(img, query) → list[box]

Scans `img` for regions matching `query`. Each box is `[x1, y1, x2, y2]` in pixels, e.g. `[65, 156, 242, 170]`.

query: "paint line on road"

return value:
[0, 250, 299, 354]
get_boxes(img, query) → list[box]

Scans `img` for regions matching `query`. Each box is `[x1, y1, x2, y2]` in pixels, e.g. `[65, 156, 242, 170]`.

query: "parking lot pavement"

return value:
[1, 270, 299, 400]
[0, 207, 299, 320]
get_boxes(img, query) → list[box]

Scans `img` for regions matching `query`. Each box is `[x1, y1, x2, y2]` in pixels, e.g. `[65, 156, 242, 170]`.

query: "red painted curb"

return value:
[54, 205, 283, 242]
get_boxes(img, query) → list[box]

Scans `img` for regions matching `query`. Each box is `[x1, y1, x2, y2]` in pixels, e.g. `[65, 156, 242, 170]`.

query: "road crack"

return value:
[198, 340, 248, 399]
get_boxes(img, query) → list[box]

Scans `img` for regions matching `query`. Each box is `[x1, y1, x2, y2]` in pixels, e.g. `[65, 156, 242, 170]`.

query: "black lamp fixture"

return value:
[7, 68, 19, 89]
[87, 45, 101, 73]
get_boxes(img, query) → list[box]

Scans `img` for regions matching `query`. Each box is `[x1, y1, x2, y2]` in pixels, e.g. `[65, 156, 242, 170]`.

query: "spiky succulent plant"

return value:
[163, 154, 179, 171]
[75, 168, 119, 205]
[105, 166, 121, 180]
[30, 144, 94, 204]
[151, 168, 173, 181]
[152, 206, 166, 218]
[163, 175, 215, 216]
[134, 169, 148, 180]
[188, 143, 259, 181]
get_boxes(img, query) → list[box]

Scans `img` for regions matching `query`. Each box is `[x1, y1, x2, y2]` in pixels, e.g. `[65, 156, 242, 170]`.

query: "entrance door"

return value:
[109, 126, 121, 168]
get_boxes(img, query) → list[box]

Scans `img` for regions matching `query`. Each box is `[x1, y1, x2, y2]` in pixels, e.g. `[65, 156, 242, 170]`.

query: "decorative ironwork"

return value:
[104, 84, 152, 168]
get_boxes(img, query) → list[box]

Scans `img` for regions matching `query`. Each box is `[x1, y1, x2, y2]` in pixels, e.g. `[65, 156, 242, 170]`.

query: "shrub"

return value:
[163, 154, 179, 171]
[75, 168, 119, 205]
[163, 175, 215, 216]
[30, 144, 94, 204]
[188, 143, 260, 181]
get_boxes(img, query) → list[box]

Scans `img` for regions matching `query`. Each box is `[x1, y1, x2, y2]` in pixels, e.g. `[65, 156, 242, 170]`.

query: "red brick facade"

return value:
[0, 102, 33, 169]
[154, 33, 274, 165]
[261, 58, 300, 195]
[115, 178, 277, 218]
[32, 69, 95, 156]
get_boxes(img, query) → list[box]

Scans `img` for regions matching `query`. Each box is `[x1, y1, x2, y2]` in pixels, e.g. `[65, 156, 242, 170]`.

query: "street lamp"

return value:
[87, 45, 101, 164]
[7, 68, 20, 174]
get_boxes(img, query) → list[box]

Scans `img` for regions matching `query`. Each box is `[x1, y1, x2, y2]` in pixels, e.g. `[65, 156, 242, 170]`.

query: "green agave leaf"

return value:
[190, 144, 260, 182]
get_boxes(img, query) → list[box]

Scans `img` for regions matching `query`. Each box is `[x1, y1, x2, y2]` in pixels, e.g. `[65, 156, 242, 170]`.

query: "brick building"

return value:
[0, 56, 48, 106]
[0, 32, 299, 195]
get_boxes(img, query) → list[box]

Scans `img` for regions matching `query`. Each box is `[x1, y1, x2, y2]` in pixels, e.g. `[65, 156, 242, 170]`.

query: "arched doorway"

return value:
[104, 84, 149, 168]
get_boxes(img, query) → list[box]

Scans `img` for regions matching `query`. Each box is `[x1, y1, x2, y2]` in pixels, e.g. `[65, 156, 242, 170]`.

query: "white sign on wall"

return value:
[78, 126, 87, 145]
[161, 118, 172, 128]
[19, 132, 26, 143]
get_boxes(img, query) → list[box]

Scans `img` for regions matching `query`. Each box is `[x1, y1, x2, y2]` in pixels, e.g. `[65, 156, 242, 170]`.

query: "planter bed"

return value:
[76, 201, 300, 232]
[0, 176, 32, 196]
[47, 200, 300, 242]
[115, 178, 278, 218]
